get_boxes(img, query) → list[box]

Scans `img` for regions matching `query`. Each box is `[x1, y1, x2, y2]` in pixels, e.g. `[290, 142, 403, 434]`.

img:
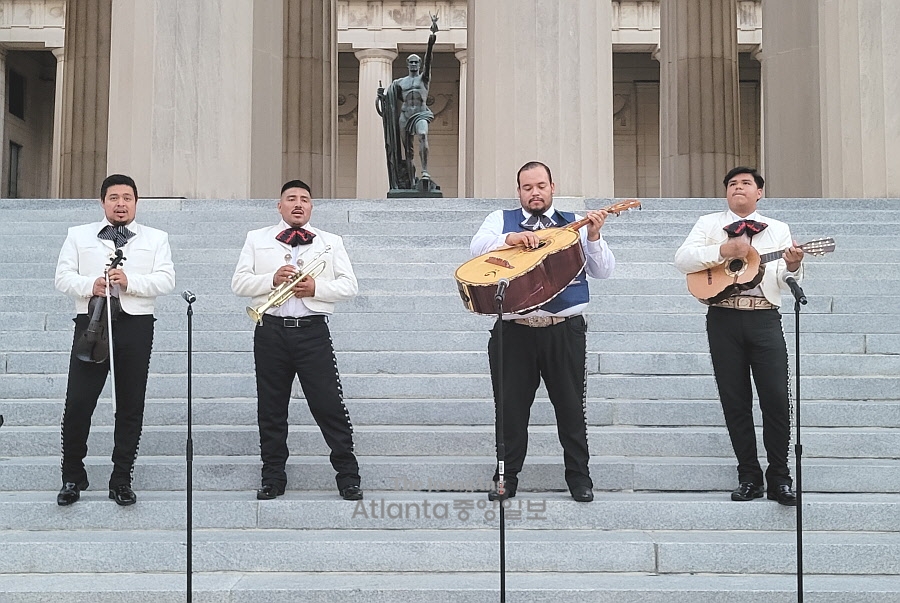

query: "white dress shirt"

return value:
[55, 218, 176, 315]
[674, 208, 802, 308]
[232, 220, 358, 317]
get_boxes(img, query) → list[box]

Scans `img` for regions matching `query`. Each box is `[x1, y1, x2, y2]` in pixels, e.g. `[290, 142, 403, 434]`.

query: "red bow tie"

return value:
[276, 227, 315, 247]
[723, 219, 768, 238]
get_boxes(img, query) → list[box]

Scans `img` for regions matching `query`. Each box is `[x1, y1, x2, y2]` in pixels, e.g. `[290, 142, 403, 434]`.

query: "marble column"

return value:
[659, 0, 741, 197]
[455, 49, 467, 198]
[761, 0, 899, 197]
[466, 0, 614, 198]
[354, 48, 396, 199]
[50, 48, 65, 197]
[284, 0, 337, 198]
[0, 48, 6, 192]
[59, 0, 111, 199]
[106, 0, 282, 199]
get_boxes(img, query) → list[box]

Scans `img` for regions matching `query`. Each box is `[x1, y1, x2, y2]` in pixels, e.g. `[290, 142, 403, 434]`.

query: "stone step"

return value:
[1, 572, 898, 603]
[0, 526, 896, 575]
[4, 349, 897, 377]
[1, 491, 896, 532]
[2, 329, 888, 355]
[4, 274, 896, 297]
[5, 307, 900, 338]
[1, 195, 897, 212]
[2, 424, 897, 459]
[5, 290, 892, 319]
[0, 217, 873, 240]
[0, 260, 900, 290]
[2, 455, 898, 493]
[1, 372, 896, 400]
[0, 217, 879, 238]
[4, 202, 900, 225]
[4, 398, 896, 429]
[0, 209, 892, 233]
[0, 234, 893, 260]
[4, 244, 897, 270]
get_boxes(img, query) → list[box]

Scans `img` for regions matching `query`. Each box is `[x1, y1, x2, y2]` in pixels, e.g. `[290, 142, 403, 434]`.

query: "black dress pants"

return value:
[488, 315, 592, 489]
[253, 316, 360, 491]
[706, 306, 792, 487]
[61, 313, 154, 488]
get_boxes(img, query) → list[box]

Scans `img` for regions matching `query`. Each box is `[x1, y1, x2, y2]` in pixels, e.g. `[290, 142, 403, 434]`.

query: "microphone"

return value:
[783, 276, 807, 305]
[495, 278, 509, 301]
[182, 290, 197, 304]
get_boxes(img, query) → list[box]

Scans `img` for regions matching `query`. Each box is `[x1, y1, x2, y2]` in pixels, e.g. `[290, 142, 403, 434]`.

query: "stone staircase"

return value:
[0, 197, 898, 602]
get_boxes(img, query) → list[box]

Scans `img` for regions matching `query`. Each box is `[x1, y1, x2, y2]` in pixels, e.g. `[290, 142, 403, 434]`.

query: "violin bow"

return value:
[105, 250, 123, 413]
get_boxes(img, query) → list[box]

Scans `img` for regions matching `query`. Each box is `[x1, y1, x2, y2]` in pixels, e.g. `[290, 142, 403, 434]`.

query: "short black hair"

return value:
[281, 179, 312, 196]
[517, 161, 553, 186]
[723, 166, 764, 189]
[101, 174, 138, 200]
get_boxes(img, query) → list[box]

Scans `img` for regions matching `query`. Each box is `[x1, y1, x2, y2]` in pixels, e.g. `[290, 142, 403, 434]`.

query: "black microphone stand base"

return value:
[493, 289, 508, 603]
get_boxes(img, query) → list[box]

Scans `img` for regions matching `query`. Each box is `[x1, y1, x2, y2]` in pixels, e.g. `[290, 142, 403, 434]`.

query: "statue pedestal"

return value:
[387, 189, 443, 198]
[387, 175, 443, 198]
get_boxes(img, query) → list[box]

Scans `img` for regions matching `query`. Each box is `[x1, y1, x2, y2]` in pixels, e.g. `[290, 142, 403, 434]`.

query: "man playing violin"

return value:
[674, 166, 804, 506]
[470, 161, 616, 503]
[55, 174, 175, 506]
[232, 179, 363, 501]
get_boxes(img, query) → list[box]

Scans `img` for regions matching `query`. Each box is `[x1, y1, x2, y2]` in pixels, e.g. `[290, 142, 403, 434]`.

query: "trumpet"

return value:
[246, 245, 331, 324]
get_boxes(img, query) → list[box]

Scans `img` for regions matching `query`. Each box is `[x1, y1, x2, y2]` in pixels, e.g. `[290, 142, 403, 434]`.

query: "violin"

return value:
[74, 249, 126, 363]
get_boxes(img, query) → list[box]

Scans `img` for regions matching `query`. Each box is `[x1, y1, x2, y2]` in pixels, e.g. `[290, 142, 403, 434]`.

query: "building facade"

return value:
[3, 0, 898, 199]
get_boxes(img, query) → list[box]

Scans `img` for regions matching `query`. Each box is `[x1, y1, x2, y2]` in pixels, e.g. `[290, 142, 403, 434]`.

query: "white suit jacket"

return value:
[674, 210, 802, 308]
[55, 220, 176, 315]
[231, 223, 358, 315]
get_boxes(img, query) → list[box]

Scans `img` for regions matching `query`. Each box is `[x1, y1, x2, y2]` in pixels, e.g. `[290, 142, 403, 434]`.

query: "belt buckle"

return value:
[736, 297, 754, 310]
[526, 316, 553, 328]
[284, 318, 299, 328]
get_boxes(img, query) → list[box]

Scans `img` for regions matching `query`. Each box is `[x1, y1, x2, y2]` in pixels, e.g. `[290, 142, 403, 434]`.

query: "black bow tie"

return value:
[724, 219, 768, 238]
[276, 227, 316, 247]
[521, 214, 554, 231]
[98, 225, 135, 249]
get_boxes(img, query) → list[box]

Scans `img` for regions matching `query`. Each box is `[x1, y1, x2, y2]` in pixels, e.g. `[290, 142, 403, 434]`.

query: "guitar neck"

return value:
[566, 216, 592, 231]
[758, 248, 788, 265]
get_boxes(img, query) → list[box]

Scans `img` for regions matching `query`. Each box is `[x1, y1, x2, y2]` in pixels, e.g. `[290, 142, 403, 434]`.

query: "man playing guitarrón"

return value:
[470, 161, 615, 503]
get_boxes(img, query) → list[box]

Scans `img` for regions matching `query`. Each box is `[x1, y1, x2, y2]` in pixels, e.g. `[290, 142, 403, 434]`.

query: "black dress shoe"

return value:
[487, 481, 516, 501]
[256, 484, 285, 500]
[340, 485, 363, 501]
[570, 485, 594, 502]
[57, 480, 89, 506]
[767, 484, 798, 506]
[731, 482, 765, 501]
[108, 484, 137, 506]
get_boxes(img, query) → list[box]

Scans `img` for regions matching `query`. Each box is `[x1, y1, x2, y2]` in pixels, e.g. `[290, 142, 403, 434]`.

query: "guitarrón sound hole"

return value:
[727, 259, 744, 273]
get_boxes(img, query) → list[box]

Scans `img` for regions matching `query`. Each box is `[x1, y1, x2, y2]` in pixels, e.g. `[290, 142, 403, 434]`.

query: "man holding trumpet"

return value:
[232, 180, 362, 501]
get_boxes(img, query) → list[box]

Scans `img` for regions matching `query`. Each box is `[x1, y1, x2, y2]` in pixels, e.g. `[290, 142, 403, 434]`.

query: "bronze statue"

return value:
[377, 14, 442, 197]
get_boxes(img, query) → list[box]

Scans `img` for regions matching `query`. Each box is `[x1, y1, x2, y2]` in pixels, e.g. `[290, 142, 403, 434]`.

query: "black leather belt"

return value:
[261, 314, 327, 328]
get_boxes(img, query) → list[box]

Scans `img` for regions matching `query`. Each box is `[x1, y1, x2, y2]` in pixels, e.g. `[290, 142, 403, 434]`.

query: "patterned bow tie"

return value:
[723, 219, 768, 238]
[276, 226, 316, 247]
[521, 214, 554, 231]
[98, 224, 136, 249]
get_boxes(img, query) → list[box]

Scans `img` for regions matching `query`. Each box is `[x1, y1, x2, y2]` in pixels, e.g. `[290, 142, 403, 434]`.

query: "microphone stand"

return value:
[787, 278, 807, 603]
[105, 265, 118, 414]
[493, 280, 508, 603]
[182, 291, 196, 603]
